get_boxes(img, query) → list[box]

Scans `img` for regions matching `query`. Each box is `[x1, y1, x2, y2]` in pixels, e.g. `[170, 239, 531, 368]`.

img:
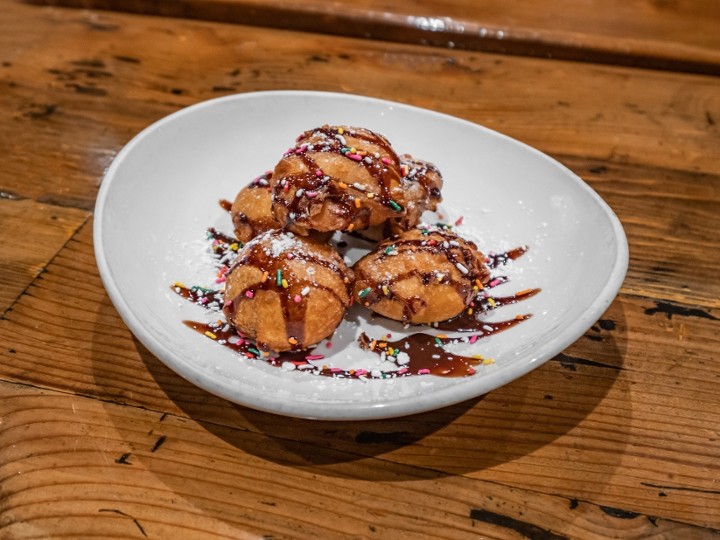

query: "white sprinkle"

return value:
[281, 362, 296, 371]
[296, 188, 305, 197]
[449, 240, 460, 247]
[371, 369, 383, 378]
[432, 354, 441, 359]
[336, 134, 347, 145]
[301, 286, 310, 296]
[364, 157, 372, 164]
[352, 182, 366, 191]
[483, 325, 494, 332]
[396, 352, 410, 365]
[456, 262, 469, 274]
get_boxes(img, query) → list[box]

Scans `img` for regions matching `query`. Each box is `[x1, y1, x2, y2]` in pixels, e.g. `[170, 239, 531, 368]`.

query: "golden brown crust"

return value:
[352, 227, 490, 324]
[271, 126, 407, 235]
[223, 230, 354, 351]
[388, 154, 444, 234]
[230, 172, 281, 244]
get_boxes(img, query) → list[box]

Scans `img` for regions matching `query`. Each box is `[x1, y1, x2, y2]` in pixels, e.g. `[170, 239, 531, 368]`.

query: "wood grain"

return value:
[1, 4, 719, 537]
[1, 381, 715, 539]
[0, 198, 88, 312]
[1, 219, 718, 529]
[2, 3, 719, 307]
[27, 0, 720, 75]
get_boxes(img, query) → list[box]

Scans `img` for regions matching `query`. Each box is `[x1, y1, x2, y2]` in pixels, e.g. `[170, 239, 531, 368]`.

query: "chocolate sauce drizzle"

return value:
[174, 228, 539, 379]
[273, 126, 405, 231]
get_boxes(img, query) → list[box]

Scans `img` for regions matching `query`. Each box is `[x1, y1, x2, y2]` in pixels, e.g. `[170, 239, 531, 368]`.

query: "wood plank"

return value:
[0, 381, 717, 539]
[1, 219, 719, 528]
[27, 0, 720, 75]
[0, 198, 89, 313]
[2, 1, 719, 211]
[2, 3, 719, 306]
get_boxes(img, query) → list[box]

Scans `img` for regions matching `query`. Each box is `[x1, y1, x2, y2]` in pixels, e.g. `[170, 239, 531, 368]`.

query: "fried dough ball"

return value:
[361, 154, 445, 240]
[352, 226, 490, 324]
[230, 172, 281, 244]
[223, 230, 354, 352]
[271, 126, 407, 235]
[389, 154, 443, 234]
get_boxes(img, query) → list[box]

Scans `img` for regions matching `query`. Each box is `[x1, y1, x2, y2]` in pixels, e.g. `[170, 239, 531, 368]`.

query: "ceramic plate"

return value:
[94, 90, 628, 420]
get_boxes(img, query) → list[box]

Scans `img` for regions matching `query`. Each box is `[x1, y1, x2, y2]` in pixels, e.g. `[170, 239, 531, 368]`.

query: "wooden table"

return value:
[1, 1, 719, 537]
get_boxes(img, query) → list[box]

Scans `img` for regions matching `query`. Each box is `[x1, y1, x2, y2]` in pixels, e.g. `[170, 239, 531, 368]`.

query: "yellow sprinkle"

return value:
[354, 198, 362, 208]
[387, 348, 394, 356]
[487, 298, 497, 308]
[204, 331, 217, 340]
[229, 243, 239, 251]
[483, 358, 495, 365]
[467, 308, 473, 315]
[473, 285, 479, 291]
[338, 127, 344, 134]
[350, 147, 356, 153]
[367, 192, 375, 199]
[173, 281, 187, 289]
[281, 279, 289, 289]
[382, 285, 389, 296]
[471, 354, 484, 360]
[370, 339, 377, 350]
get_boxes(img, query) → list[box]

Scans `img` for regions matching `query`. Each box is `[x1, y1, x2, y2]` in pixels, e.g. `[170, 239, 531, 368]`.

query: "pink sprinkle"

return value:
[305, 190, 318, 198]
[200, 297, 209, 304]
[488, 278, 502, 288]
[418, 369, 431, 375]
[325, 341, 333, 349]
[454, 216, 464, 226]
[346, 153, 363, 161]
[354, 369, 368, 376]
[330, 367, 343, 373]
[224, 300, 233, 308]
[469, 335, 478, 344]
[287, 253, 294, 259]
[245, 290, 254, 298]
[381, 157, 392, 165]
[305, 354, 324, 361]
[293, 295, 302, 303]
[397, 368, 408, 375]
[214, 277, 225, 284]
[315, 169, 323, 176]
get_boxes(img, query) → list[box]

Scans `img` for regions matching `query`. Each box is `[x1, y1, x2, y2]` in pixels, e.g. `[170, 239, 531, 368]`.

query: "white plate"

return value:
[94, 90, 628, 420]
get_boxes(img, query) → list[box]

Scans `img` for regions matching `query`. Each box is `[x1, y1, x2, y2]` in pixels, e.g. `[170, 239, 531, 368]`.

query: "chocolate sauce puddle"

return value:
[174, 229, 539, 379]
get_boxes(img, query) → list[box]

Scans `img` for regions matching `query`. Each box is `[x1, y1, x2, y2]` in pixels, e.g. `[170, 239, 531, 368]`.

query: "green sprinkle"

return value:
[388, 200, 403, 212]
[248, 347, 261, 356]
[434, 337, 444, 346]
[384, 244, 396, 255]
[276, 269, 283, 287]
[358, 287, 372, 298]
